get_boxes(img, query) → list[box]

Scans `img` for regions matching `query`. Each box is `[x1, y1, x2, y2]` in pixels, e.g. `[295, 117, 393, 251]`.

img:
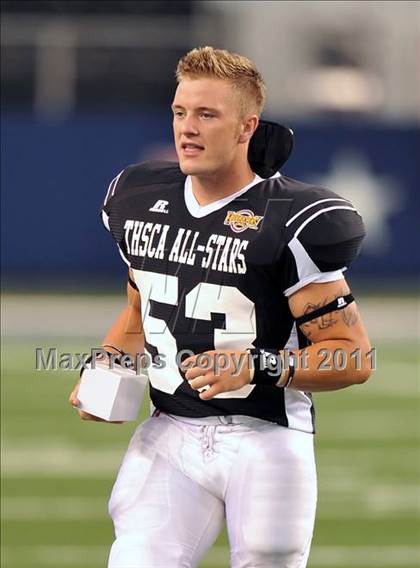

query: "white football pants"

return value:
[108, 412, 317, 568]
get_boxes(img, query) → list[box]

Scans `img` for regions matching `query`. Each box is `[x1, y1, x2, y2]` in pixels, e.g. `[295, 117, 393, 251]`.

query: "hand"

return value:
[182, 350, 252, 401]
[68, 379, 124, 424]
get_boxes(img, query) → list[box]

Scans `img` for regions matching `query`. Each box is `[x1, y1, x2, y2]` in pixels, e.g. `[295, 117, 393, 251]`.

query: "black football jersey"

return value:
[102, 160, 365, 433]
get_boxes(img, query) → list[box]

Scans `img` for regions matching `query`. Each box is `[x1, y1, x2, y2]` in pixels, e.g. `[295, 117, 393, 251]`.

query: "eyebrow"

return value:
[171, 104, 219, 113]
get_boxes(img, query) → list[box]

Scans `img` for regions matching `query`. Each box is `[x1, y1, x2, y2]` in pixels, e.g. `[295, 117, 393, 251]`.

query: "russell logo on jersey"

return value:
[149, 200, 169, 214]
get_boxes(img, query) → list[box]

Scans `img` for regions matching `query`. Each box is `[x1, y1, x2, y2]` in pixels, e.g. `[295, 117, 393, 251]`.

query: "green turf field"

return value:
[2, 301, 420, 567]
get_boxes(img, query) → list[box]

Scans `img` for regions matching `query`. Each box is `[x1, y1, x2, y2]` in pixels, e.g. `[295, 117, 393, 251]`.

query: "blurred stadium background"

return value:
[1, 1, 419, 567]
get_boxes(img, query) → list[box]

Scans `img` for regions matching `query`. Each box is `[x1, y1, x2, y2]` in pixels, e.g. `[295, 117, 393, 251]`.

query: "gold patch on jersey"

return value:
[224, 209, 263, 233]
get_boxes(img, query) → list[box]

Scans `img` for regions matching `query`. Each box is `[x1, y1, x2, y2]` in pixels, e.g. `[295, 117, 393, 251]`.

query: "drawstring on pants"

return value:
[200, 425, 217, 459]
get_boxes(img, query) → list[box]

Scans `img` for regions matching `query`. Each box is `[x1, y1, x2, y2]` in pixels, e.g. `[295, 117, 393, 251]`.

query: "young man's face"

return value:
[172, 77, 246, 177]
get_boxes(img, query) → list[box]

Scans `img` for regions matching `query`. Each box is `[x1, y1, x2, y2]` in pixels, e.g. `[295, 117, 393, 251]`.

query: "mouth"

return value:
[181, 142, 204, 156]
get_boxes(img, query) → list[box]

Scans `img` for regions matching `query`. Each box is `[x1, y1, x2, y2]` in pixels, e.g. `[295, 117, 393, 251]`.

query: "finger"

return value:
[185, 365, 211, 381]
[199, 383, 224, 401]
[182, 351, 216, 369]
[183, 350, 216, 363]
[180, 355, 198, 370]
[189, 374, 215, 390]
[78, 409, 124, 424]
[78, 410, 104, 422]
[69, 382, 80, 404]
[69, 396, 79, 407]
[78, 410, 92, 420]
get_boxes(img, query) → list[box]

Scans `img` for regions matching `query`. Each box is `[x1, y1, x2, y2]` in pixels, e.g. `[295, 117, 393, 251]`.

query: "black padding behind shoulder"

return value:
[248, 120, 293, 178]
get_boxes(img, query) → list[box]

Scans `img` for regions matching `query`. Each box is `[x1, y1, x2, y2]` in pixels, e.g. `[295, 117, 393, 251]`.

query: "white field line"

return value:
[317, 486, 420, 517]
[2, 483, 419, 521]
[2, 295, 125, 338]
[318, 474, 420, 494]
[2, 545, 420, 567]
[1, 497, 107, 520]
[317, 461, 420, 487]
[2, 294, 419, 341]
[3, 495, 410, 527]
[2, 444, 419, 478]
[2, 446, 124, 477]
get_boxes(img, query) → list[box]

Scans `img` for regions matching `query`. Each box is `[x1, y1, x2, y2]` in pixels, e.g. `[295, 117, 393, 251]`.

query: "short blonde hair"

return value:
[175, 46, 266, 117]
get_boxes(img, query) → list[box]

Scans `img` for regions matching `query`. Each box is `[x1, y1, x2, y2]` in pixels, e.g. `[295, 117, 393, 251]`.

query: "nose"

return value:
[179, 114, 199, 137]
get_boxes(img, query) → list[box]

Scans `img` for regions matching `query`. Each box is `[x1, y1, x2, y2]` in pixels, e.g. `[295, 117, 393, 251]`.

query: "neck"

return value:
[190, 161, 256, 206]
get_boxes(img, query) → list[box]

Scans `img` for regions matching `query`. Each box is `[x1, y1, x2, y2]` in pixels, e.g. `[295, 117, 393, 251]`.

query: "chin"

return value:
[178, 162, 194, 175]
[178, 159, 208, 177]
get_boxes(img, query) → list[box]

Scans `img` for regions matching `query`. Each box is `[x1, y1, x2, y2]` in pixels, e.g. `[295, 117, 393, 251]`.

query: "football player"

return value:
[69, 46, 372, 568]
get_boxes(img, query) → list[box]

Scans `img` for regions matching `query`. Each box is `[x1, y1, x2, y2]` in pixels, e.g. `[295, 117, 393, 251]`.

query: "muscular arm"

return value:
[287, 279, 372, 391]
[102, 274, 144, 357]
[185, 279, 372, 399]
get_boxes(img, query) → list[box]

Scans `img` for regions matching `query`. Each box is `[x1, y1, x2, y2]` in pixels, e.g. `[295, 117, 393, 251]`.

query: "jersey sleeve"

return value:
[101, 161, 184, 231]
[101, 166, 133, 232]
[281, 198, 365, 297]
[100, 161, 184, 266]
[100, 165, 137, 266]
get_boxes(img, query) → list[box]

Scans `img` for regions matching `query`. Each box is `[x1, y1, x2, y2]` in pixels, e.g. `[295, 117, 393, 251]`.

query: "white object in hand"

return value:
[77, 362, 148, 422]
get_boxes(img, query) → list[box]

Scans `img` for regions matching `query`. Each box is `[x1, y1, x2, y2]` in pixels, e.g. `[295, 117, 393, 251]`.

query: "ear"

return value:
[238, 115, 259, 144]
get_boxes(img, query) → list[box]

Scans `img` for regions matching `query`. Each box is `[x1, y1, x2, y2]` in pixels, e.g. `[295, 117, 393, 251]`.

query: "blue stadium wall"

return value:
[2, 113, 418, 289]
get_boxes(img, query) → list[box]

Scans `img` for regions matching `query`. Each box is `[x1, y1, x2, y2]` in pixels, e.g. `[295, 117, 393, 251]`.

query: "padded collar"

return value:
[248, 120, 293, 178]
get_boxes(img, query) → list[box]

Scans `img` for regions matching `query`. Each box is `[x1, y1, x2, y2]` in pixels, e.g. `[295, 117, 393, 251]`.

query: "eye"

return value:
[173, 110, 185, 118]
[200, 112, 214, 120]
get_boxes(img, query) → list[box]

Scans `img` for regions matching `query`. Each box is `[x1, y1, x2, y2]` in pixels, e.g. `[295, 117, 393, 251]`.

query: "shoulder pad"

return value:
[103, 161, 184, 209]
[297, 206, 365, 271]
[280, 178, 345, 217]
[283, 181, 365, 272]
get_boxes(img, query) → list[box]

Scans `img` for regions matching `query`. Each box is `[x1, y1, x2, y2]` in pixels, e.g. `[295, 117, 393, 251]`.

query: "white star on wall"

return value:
[311, 151, 404, 255]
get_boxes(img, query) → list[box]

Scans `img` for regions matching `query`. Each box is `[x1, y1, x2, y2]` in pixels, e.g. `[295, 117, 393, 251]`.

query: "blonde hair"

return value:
[175, 46, 266, 117]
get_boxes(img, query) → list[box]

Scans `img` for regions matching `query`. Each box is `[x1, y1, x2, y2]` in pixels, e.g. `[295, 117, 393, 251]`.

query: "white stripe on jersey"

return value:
[103, 170, 124, 206]
[101, 210, 110, 231]
[283, 323, 315, 433]
[288, 236, 320, 279]
[285, 198, 351, 227]
[283, 269, 345, 297]
[117, 244, 130, 266]
[294, 206, 357, 238]
[102, 210, 130, 265]
[284, 236, 345, 297]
